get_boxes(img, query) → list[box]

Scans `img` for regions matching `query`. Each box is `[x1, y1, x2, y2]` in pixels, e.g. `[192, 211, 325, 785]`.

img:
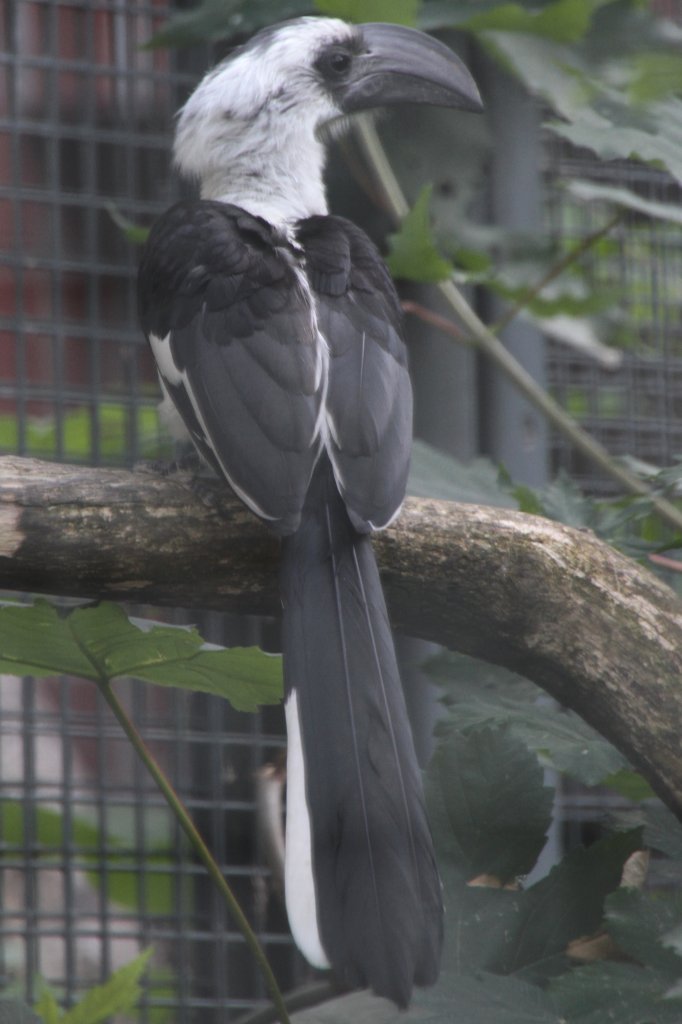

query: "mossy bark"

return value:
[1, 455, 682, 818]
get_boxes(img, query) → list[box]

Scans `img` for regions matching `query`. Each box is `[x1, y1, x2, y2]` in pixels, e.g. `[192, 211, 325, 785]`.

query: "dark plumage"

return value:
[139, 15, 482, 1007]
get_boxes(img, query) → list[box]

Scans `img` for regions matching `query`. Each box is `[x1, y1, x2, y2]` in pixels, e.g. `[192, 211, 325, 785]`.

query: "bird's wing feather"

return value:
[297, 216, 412, 532]
[138, 200, 324, 534]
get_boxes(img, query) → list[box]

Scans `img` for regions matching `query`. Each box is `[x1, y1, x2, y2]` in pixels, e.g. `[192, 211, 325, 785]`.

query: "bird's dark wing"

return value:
[138, 200, 324, 534]
[297, 215, 412, 532]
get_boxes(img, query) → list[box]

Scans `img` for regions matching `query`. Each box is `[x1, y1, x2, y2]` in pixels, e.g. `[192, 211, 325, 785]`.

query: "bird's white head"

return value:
[174, 16, 482, 227]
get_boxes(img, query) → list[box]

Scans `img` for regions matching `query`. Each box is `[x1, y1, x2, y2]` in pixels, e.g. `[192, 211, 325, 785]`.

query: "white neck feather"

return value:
[172, 19, 354, 228]
[198, 119, 329, 226]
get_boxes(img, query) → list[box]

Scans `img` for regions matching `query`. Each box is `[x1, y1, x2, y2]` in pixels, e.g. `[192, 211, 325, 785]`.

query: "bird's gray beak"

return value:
[341, 23, 483, 115]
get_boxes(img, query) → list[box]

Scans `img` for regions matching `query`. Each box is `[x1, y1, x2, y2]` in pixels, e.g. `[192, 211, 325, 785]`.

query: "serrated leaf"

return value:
[289, 966, 559, 1023]
[432, 826, 641, 980]
[290, 989, 405, 1023]
[514, 483, 546, 515]
[427, 712, 642, 981]
[538, 471, 596, 527]
[315, 0, 419, 25]
[144, 0, 311, 49]
[465, 0, 594, 43]
[418, 1, 517, 32]
[478, 23, 682, 185]
[605, 887, 682, 979]
[0, 1003, 42, 1024]
[496, 830, 643, 981]
[0, 601, 282, 711]
[60, 949, 153, 1024]
[386, 185, 454, 283]
[428, 725, 553, 883]
[427, 651, 628, 787]
[641, 804, 682, 862]
[549, 960, 682, 1024]
[33, 988, 60, 1024]
[567, 179, 682, 227]
[408, 441, 518, 507]
[601, 769, 654, 802]
[0, 600, 101, 679]
[418, 971, 560, 1023]
[480, 31, 594, 121]
[631, 52, 682, 105]
[549, 95, 682, 188]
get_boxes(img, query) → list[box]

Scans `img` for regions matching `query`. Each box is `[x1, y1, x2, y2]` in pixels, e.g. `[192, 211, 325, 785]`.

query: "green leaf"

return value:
[550, 961, 682, 1024]
[105, 203, 150, 245]
[479, 31, 594, 121]
[605, 887, 682, 978]
[613, 803, 682, 863]
[0, 600, 102, 679]
[60, 949, 153, 1024]
[494, 830, 643, 981]
[644, 804, 682, 862]
[0, 601, 282, 711]
[144, 0, 311, 49]
[432, 818, 641, 981]
[514, 483, 546, 516]
[1, 800, 102, 852]
[465, 0, 594, 43]
[0, 801, 180, 916]
[0, 1003, 43, 1024]
[474, 18, 682, 188]
[520, 470, 597, 530]
[427, 651, 628, 787]
[601, 768, 654, 802]
[631, 52, 682, 105]
[386, 185, 454, 283]
[428, 725, 553, 883]
[549, 95, 682, 189]
[315, 0, 419, 25]
[567, 179, 682, 228]
[33, 988, 60, 1024]
[408, 441, 518, 507]
[413, 972, 559, 1022]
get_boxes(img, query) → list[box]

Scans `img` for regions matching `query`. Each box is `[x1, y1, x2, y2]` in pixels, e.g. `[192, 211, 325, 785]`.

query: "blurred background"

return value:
[2, 0, 682, 1020]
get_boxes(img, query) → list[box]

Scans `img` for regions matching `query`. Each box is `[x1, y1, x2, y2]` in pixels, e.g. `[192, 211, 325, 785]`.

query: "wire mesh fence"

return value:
[544, 143, 682, 492]
[0, 660, 304, 1020]
[0, 0, 178, 467]
[3, 0, 682, 1020]
[0, 3, 307, 1019]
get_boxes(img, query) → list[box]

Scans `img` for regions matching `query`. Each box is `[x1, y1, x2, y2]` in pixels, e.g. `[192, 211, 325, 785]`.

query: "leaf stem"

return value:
[354, 117, 682, 535]
[491, 210, 623, 336]
[401, 300, 467, 341]
[97, 680, 291, 1024]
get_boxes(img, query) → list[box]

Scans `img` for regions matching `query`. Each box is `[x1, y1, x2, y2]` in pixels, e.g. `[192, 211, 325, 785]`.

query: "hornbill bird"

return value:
[138, 17, 482, 1007]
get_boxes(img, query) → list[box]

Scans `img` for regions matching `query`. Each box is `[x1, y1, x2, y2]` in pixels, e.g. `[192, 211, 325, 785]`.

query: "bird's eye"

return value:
[317, 48, 353, 80]
[329, 51, 351, 74]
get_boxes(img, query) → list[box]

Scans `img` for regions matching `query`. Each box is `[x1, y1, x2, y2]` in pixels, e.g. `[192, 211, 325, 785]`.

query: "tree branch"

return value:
[2, 454, 682, 821]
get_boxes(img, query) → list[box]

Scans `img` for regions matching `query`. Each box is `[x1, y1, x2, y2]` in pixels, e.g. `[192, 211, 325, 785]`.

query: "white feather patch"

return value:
[158, 379, 191, 443]
[149, 333, 278, 522]
[149, 332, 183, 386]
[284, 690, 330, 969]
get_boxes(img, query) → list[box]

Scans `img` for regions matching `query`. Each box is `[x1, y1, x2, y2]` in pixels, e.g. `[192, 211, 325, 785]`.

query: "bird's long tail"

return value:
[280, 460, 443, 1008]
